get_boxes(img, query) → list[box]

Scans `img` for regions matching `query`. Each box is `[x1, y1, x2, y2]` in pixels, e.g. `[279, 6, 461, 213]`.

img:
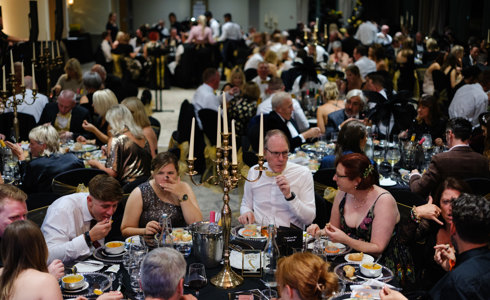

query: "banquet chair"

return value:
[52, 168, 107, 196]
[149, 116, 161, 140]
[27, 205, 50, 228]
[26, 192, 60, 211]
[313, 168, 337, 196]
[312, 192, 331, 227]
[464, 177, 490, 197]
[0, 112, 36, 142]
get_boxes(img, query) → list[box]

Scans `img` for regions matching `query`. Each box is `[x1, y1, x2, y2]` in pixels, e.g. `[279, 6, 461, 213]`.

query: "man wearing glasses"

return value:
[238, 130, 315, 228]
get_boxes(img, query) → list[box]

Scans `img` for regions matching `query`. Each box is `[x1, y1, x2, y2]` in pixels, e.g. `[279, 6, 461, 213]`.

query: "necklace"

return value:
[353, 197, 367, 209]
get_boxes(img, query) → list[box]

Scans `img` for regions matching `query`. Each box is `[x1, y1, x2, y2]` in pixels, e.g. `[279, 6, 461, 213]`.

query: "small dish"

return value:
[61, 274, 86, 290]
[359, 262, 383, 278]
[104, 241, 125, 255]
[344, 253, 374, 264]
[62, 281, 90, 293]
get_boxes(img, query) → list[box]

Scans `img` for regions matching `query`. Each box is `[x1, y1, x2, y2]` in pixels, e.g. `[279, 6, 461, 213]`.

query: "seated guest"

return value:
[39, 89, 92, 141]
[78, 89, 119, 145]
[79, 71, 103, 119]
[121, 152, 202, 238]
[41, 174, 123, 263]
[227, 66, 245, 95]
[122, 97, 158, 157]
[0, 184, 65, 279]
[409, 118, 490, 197]
[88, 105, 152, 192]
[228, 81, 259, 136]
[407, 178, 471, 291]
[251, 61, 271, 100]
[380, 193, 490, 300]
[256, 77, 309, 132]
[353, 45, 376, 80]
[327, 41, 350, 70]
[140, 247, 196, 300]
[4, 75, 48, 124]
[276, 252, 338, 300]
[239, 130, 316, 228]
[308, 153, 414, 286]
[5, 124, 84, 194]
[0, 220, 123, 300]
[262, 92, 320, 150]
[325, 89, 366, 137]
[317, 82, 345, 133]
[91, 64, 124, 103]
[399, 95, 446, 146]
[338, 64, 363, 96]
[320, 119, 370, 169]
[52, 58, 83, 96]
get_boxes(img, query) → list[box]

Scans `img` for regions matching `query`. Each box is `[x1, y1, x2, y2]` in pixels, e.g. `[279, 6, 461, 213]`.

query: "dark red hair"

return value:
[336, 153, 379, 189]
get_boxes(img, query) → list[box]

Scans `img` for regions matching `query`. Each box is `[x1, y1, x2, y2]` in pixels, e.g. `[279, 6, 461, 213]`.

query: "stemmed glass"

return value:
[386, 147, 401, 179]
[373, 148, 384, 166]
[186, 263, 207, 297]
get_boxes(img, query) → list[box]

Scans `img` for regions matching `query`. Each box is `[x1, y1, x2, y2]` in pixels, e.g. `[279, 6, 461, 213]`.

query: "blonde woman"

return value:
[227, 66, 246, 94]
[122, 97, 158, 157]
[6, 124, 83, 194]
[185, 15, 214, 45]
[52, 58, 83, 95]
[317, 82, 344, 133]
[78, 89, 119, 144]
[88, 105, 151, 190]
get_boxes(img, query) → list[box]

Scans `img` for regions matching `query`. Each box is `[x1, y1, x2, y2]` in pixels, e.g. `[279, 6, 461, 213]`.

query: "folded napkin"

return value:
[106, 264, 120, 273]
[350, 279, 396, 299]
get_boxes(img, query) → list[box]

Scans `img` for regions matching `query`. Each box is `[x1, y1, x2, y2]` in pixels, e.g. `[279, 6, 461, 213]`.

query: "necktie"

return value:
[89, 219, 102, 249]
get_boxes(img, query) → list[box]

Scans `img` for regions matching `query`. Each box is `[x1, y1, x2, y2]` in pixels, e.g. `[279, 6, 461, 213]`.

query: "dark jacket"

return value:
[39, 103, 92, 139]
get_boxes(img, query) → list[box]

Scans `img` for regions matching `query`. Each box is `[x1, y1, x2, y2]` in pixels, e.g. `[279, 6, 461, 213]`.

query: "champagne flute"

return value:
[386, 148, 401, 179]
[186, 263, 207, 297]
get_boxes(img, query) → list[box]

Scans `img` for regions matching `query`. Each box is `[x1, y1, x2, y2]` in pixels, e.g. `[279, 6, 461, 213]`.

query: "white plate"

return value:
[344, 253, 374, 264]
[307, 240, 346, 250]
[62, 282, 90, 293]
[74, 260, 104, 273]
[101, 248, 126, 257]
[238, 227, 266, 240]
[379, 178, 397, 186]
[70, 144, 97, 152]
[229, 250, 262, 271]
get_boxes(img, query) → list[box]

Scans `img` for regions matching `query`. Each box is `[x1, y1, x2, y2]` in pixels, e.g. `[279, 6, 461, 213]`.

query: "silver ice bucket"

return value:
[189, 221, 223, 268]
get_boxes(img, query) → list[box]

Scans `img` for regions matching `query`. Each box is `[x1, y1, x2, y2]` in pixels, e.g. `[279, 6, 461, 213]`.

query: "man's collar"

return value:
[456, 246, 489, 267]
[448, 143, 470, 151]
[83, 194, 93, 222]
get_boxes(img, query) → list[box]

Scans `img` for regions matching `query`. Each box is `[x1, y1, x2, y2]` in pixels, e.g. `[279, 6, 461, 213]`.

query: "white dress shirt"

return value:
[5, 89, 48, 123]
[251, 75, 270, 100]
[41, 193, 103, 264]
[448, 83, 488, 128]
[209, 18, 220, 39]
[101, 39, 112, 63]
[240, 162, 316, 228]
[303, 45, 328, 63]
[192, 83, 232, 129]
[355, 56, 377, 79]
[355, 21, 378, 46]
[244, 53, 264, 71]
[218, 22, 242, 41]
[257, 95, 309, 132]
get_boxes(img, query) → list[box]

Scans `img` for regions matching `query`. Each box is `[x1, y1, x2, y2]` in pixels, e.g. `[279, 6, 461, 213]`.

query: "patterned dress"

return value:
[339, 192, 415, 289]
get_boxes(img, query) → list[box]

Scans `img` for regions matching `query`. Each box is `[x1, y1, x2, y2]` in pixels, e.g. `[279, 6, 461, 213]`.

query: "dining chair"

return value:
[27, 205, 50, 227]
[52, 168, 106, 196]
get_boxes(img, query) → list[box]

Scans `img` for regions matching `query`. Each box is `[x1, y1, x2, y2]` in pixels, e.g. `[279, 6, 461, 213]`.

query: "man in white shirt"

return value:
[448, 69, 490, 128]
[100, 31, 113, 65]
[219, 13, 242, 69]
[353, 45, 376, 80]
[244, 46, 266, 72]
[205, 11, 220, 40]
[5, 76, 47, 123]
[251, 62, 271, 100]
[41, 174, 123, 264]
[256, 77, 309, 132]
[355, 20, 378, 46]
[192, 68, 238, 129]
[238, 130, 316, 228]
[376, 25, 392, 46]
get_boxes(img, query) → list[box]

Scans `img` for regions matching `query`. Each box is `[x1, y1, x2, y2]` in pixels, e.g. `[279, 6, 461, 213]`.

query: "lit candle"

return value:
[10, 50, 14, 74]
[231, 119, 237, 165]
[216, 106, 221, 148]
[258, 113, 264, 156]
[189, 117, 195, 160]
[410, 15, 413, 27]
[51, 42, 54, 59]
[21, 63, 24, 86]
[40, 41, 43, 56]
[56, 40, 60, 56]
[405, 11, 409, 21]
[2, 66, 5, 91]
[33, 43, 35, 58]
[222, 93, 228, 134]
[400, 16, 404, 26]
[324, 24, 327, 38]
[32, 63, 35, 89]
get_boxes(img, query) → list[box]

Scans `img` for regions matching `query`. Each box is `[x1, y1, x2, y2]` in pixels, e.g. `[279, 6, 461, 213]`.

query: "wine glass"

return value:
[186, 263, 207, 297]
[386, 148, 401, 179]
[373, 148, 384, 166]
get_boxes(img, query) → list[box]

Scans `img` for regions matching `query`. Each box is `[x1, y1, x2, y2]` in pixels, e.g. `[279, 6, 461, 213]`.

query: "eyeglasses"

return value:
[265, 148, 289, 158]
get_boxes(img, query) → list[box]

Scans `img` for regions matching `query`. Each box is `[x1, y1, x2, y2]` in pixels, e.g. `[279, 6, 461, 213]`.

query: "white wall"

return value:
[68, 0, 112, 33]
[207, 0, 249, 31]
[132, 0, 191, 28]
[1, 0, 30, 39]
[259, 0, 297, 32]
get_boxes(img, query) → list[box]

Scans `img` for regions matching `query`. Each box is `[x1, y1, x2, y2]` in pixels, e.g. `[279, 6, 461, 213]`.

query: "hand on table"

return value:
[60, 131, 73, 140]
[434, 244, 456, 272]
[145, 220, 161, 235]
[77, 135, 87, 143]
[89, 218, 112, 241]
[238, 212, 255, 225]
[276, 175, 291, 199]
[76, 291, 123, 300]
[302, 127, 321, 139]
[379, 286, 407, 300]
[48, 259, 64, 279]
[416, 196, 443, 225]
[306, 224, 322, 238]
[180, 294, 198, 300]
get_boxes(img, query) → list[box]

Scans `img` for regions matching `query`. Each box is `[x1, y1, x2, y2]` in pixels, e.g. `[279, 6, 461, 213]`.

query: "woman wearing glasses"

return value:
[308, 153, 414, 288]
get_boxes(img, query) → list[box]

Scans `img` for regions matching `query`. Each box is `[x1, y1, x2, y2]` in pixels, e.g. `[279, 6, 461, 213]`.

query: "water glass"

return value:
[261, 288, 278, 300]
[186, 263, 207, 297]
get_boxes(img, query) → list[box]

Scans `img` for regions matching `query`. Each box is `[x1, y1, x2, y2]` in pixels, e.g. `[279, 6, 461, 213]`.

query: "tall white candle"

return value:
[216, 106, 221, 148]
[10, 50, 14, 74]
[222, 93, 228, 134]
[259, 113, 264, 156]
[51, 42, 54, 59]
[400, 16, 404, 26]
[2, 67, 5, 91]
[40, 41, 43, 56]
[231, 119, 237, 165]
[56, 41, 60, 56]
[32, 63, 35, 88]
[33, 43, 35, 58]
[189, 118, 195, 159]
[410, 15, 413, 26]
[21, 63, 24, 86]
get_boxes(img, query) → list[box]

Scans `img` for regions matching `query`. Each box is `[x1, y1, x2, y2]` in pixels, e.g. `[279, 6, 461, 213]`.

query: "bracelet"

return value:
[411, 206, 421, 223]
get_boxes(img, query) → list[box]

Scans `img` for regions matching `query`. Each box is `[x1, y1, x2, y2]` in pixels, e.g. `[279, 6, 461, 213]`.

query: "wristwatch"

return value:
[179, 194, 189, 203]
[285, 192, 296, 201]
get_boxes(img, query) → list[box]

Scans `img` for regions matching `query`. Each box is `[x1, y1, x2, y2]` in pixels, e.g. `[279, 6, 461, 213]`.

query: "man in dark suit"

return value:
[264, 92, 320, 150]
[409, 118, 490, 197]
[325, 89, 366, 138]
[461, 45, 481, 70]
[39, 90, 92, 140]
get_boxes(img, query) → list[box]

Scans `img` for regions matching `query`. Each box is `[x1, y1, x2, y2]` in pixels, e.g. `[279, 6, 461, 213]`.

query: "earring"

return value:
[355, 185, 358, 189]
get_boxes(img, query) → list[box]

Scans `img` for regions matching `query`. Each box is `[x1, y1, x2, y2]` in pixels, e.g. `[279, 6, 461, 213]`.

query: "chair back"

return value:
[52, 168, 106, 196]
[464, 177, 490, 197]
[149, 116, 161, 140]
[313, 168, 337, 196]
[311, 192, 332, 227]
[26, 192, 60, 211]
[198, 109, 218, 146]
[27, 205, 50, 227]
[0, 112, 36, 142]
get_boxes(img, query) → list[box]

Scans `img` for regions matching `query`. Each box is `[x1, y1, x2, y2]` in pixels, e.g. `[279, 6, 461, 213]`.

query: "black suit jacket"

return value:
[325, 109, 347, 137]
[39, 103, 92, 139]
[265, 111, 303, 150]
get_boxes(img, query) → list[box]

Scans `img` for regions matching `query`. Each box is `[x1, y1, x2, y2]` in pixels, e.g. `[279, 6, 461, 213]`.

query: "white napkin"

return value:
[350, 279, 395, 299]
[74, 260, 104, 273]
[106, 264, 120, 273]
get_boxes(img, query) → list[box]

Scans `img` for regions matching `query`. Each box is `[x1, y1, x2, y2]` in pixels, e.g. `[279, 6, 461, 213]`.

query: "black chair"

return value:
[198, 109, 218, 146]
[149, 116, 161, 140]
[27, 205, 50, 227]
[464, 177, 490, 197]
[390, 188, 426, 207]
[313, 168, 337, 195]
[312, 192, 332, 227]
[0, 112, 36, 142]
[244, 68, 257, 82]
[26, 192, 60, 211]
[52, 168, 106, 196]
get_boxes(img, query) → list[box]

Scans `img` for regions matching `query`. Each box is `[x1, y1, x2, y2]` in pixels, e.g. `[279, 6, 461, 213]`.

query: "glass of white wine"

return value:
[373, 148, 384, 166]
[386, 148, 401, 179]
